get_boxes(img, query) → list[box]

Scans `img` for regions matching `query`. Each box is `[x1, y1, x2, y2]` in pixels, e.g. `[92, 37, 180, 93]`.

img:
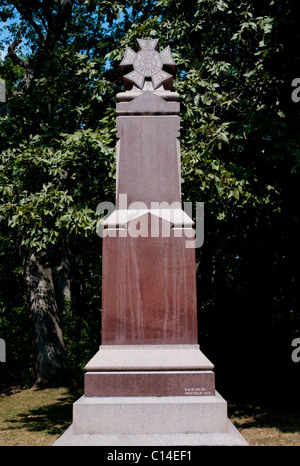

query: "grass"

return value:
[228, 400, 300, 446]
[0, 387, 299, 446]
[0, 386, 82, 446]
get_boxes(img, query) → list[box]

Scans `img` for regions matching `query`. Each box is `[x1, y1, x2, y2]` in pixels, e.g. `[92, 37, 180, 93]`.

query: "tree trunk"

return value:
[57, 240, 72, 318]
[21, 248, 70, 387]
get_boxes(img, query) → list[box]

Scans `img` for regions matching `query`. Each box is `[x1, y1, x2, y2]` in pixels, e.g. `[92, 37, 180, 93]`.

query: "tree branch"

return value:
[44, 0, 74, 46]
[40, 0, 54, 29]
[8, 0, 75, 95]
[0, 9, 13, 21]
[10, 1, 45, 42]
[8, 39, 28, 68]
[0, 0, 13, 21]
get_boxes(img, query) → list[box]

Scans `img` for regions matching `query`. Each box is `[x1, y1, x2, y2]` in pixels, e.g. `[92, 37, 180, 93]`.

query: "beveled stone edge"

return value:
[85, 344, 214, 372]
[117, 90, 180, 102]
[116, 91, 180, 115]
[103, 208, 194, 228]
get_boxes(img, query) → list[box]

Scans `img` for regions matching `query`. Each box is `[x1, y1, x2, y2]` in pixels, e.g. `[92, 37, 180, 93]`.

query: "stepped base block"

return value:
[84, 370, 215, 397]
[53, 419, 247, 446]
[53, 392, 248, 446]
[73, 393, 227, 434]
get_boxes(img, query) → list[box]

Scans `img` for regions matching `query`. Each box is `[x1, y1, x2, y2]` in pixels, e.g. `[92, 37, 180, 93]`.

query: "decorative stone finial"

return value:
[120, 39, 176, 91]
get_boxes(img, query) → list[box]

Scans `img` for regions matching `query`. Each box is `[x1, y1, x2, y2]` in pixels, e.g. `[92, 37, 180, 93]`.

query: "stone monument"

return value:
[54, 39, 248, 446]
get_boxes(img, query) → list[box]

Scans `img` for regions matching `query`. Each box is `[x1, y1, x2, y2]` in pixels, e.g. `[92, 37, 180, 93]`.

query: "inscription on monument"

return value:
[185, 387, 213, 396]
[133, 50, 163, 77]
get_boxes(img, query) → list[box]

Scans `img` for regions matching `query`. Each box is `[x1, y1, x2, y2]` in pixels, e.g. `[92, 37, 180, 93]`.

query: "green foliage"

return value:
[0, 234, 33, 389]
[0, 0, 120, 386]
[0, 125, 115, 251]
[55, 237, 103, 379]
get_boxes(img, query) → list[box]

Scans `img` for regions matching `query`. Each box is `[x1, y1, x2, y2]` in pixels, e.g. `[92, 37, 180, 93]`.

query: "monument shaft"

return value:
[101, 90, 198, 345]
[116, 113, 181, 207]
[102, 230, 198, 345]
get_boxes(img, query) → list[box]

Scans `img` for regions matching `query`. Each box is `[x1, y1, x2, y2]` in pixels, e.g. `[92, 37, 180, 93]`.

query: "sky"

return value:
[0, 14, 19, 60]
[0, 7, 125, 61]
[0, 25, 10, 60]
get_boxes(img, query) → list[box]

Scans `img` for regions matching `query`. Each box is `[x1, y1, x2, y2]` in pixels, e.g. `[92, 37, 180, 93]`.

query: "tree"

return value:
[0, 0, 78, 387]
[0, 0, 120, 386]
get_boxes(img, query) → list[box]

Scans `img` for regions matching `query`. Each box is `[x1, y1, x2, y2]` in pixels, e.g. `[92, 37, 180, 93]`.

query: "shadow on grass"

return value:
[3, 388, 299, 441]
[3, 387, 83, 437]
[228, 400, 300, 434]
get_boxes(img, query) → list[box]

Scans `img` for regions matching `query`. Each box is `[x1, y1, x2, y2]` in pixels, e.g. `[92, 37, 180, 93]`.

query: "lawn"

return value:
[0, 386, 299, 446]
[228, 400, 300, 446]
[0, 386, 82, 446]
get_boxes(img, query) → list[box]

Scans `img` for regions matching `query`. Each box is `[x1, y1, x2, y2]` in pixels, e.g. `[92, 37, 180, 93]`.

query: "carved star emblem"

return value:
[120, 39, 176, 91]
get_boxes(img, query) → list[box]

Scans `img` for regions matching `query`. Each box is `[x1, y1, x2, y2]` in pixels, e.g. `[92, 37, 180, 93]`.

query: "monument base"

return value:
[53, 345, 248, 446]
[53, 392, 248, 446]
[84, 344, 215, 397]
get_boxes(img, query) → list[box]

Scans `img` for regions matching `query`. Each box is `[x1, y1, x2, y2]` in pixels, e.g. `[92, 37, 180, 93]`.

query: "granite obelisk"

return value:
[54, 39, 248, 446]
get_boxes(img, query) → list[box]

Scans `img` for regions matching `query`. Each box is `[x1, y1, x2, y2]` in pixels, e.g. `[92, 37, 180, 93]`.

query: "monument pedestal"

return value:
[84, 344, 215, 397]
[53, 344, 248, 446]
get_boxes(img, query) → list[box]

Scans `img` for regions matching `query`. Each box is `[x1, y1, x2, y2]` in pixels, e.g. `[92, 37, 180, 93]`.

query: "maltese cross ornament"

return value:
[120, 39, 176, 91]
